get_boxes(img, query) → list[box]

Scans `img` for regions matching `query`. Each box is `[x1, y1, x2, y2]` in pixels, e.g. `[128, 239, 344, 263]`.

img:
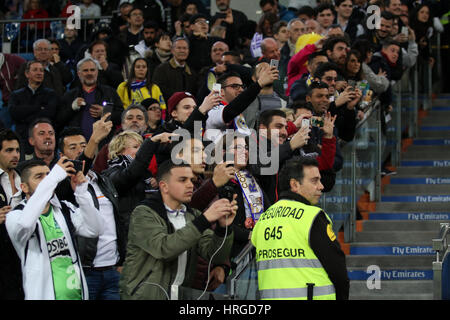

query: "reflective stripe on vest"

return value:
[257, 258, 323, 270]
[260, 285, 336, 299]
[251, 199, 336, 300]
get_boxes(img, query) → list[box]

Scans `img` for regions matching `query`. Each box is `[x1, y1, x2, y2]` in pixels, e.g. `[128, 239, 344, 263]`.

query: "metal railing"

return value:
[432, 223, 450, 300]
[0, 16, 113, 54]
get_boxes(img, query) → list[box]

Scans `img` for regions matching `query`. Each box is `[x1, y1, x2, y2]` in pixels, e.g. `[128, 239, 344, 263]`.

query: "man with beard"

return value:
[359, 11, 395, 52]
[322, 36, 349, 71]
[5, 157, 102, 300]
[305, 81, 343, 174]
[0, 129, 24, 299]
[134, 21, 159, 58]
[313, 62, 361, 142]
[56, 57, 123, 140]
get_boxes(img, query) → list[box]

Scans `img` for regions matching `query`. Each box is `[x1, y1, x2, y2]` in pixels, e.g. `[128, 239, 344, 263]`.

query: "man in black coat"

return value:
[56, 57, 123, 140]
[9, 61, 59, 156]
[14, 39, 72, 97]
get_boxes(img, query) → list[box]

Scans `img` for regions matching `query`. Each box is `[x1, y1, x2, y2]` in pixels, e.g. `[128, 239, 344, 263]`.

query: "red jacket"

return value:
[286, 44, 316, 96]
[286, 121, 336, 171]
[21, 9, 50, 30]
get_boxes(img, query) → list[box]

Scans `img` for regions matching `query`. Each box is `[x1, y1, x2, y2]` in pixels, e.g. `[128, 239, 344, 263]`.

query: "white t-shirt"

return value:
[87, 173, 119, 268]
[0, 169, 22, 208]
[205, 103, 252, 143]
[165, 204, 187, 287]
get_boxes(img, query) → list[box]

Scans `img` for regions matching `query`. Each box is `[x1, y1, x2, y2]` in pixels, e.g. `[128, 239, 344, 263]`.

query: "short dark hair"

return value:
[121, 104, 149, 124]
[313, 62, 340, 79]
[278, 157, 319, 192]
[156, 160, 191, 183]
[88, 39, 108, 54]
[216, 71, 241, 87]
[306, 81, 329, 96]
[297, 6, 315, 19]
[144, 20, 159, 30]
[291, 101, 313, 114]
[259, 109, 286, 129]
[58, 127, 85, 153]
[259, 0, 275, 7]
[323, 36, 349, 54]
[382, 37, 401, 49]
[381, 11, 395, 21]
[222, 51, 241, 64]
[0, 129, 20, 151]
[27, 118, 53, 139]
[335, 0, 351, 7]
[273, 20, 288, 34]
[316, 3, 335, 16]
[307, 51, 328, 64]
[18, 159, 47, 183]
[25, 60, 43, 73]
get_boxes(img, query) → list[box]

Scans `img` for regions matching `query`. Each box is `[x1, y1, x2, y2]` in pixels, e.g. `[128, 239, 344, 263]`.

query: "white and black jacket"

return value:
[5, 165, 102, 300]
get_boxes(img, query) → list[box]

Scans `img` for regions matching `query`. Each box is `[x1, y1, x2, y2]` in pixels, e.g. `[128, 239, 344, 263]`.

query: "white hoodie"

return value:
[6, 164, 102, 300]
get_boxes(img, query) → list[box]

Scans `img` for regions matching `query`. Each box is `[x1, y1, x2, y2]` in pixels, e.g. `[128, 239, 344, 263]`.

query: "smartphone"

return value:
[270, 59, 279, 69]
[401, 26, 408, 36]
[70, 160, 83, 172]
[212, 83, 221, 96]
[301, 118, 310, 128]
[63, 159, 83, 172]
[311, 116, 324, 127]
[216, 12, 227, 19]
[102, 101, 113, 121]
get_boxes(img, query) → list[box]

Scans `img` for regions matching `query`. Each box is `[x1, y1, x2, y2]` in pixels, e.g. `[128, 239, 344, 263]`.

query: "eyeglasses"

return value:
[223, 84, 245, 90]
[35, 47, 50, 52]
[324, 76, 338, 82]
[195, 19, 209, 25]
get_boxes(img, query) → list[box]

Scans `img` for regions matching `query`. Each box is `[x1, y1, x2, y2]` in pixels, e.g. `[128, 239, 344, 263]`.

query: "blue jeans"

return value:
[84, 267, 120, 300]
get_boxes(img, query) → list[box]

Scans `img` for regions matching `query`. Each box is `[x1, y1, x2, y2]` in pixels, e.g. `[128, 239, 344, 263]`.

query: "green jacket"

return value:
[119, 192, 233, 300]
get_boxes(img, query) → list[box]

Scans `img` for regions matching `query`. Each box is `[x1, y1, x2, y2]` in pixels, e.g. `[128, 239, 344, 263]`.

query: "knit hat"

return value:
[167, 92, 196, 116]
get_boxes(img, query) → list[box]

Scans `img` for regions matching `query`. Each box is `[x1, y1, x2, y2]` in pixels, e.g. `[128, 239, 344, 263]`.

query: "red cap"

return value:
[167, 92, 196, 116]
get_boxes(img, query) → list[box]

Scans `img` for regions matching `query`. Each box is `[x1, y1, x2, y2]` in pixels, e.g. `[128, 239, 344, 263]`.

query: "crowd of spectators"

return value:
[0, 0, 448, 300]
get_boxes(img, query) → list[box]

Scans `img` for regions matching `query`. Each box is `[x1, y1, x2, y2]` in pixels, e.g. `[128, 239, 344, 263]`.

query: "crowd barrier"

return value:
[0, 16, 112, 54]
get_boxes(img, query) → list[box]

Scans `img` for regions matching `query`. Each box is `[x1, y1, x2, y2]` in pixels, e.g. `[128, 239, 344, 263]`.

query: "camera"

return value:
[64, 159, 83, 172]
[218, 185, 235, 202]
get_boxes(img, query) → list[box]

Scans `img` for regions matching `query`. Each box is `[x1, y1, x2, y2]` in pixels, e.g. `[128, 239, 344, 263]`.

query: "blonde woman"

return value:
[103, 130, 173, 242]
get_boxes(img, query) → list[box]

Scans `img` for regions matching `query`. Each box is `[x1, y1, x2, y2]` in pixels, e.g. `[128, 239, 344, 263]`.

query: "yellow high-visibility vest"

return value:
[251, 199, 336, 300]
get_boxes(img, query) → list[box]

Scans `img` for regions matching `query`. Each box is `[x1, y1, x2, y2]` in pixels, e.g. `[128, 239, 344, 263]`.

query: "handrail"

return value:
[432, 223, 450, 300]
[0, 16, 113, 23]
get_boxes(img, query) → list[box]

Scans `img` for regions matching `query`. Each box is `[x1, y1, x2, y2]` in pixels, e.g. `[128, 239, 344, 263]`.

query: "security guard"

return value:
[251, 158, 349, 300]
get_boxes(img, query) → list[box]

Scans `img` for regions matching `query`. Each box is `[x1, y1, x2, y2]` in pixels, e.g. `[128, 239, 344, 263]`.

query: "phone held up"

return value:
[102, 101, 113, 121]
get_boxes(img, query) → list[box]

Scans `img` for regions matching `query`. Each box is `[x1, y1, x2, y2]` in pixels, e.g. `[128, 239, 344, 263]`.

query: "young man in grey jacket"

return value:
[119, 161, 237, 300]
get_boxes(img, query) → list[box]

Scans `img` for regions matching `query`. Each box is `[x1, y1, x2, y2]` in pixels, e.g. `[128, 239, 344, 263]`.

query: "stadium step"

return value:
[347, 96, 450, 300]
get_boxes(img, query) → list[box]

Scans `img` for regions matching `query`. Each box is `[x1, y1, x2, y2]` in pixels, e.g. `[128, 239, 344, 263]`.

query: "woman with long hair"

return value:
[250, 12, 279, 58]
[116, 57, 167, 117]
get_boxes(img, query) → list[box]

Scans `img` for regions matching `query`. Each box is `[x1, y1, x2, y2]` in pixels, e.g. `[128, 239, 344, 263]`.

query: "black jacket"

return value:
[8, 85, 60, 153]
[56, 84, 123, 134]
[0, 178, 24, 300]
[102, 138, 158, 244]
[278, 190, 350, 300]
[14, 61, 72, 96]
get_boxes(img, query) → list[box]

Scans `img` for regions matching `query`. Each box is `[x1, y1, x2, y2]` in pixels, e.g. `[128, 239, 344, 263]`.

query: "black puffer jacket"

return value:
[102, 138, 158, 243]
